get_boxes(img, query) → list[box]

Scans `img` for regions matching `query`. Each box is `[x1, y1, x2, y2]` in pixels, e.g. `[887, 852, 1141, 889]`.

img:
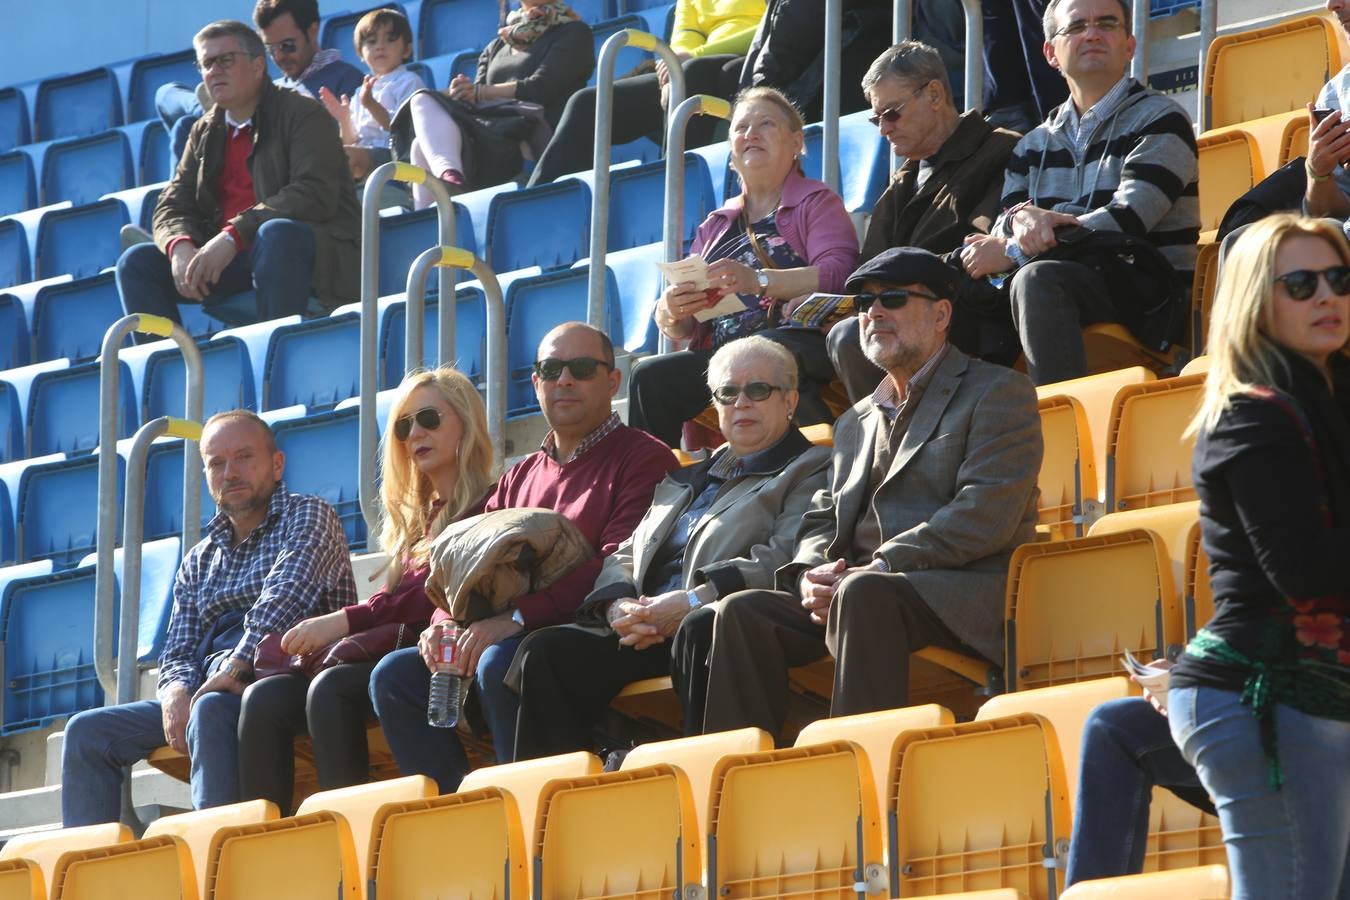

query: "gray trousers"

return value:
[1007, 259, 1122, 385]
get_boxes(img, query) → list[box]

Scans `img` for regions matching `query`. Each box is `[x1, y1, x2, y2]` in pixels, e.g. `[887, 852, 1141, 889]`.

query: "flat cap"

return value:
[845, 247, 958, 297]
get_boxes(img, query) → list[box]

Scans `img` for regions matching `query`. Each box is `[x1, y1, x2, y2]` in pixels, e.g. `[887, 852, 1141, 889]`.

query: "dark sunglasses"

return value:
[264, 38, 300, 56]
[854, 288, 940, 314]
[1274, 266, 1350, 300]
[866, 85, 927, 127]
[711, 382, 782, 405]
[393, 407, 442, 442]
[533, 356, 611, 381]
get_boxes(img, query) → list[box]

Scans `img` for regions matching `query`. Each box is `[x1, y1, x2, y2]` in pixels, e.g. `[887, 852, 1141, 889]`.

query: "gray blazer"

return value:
[580, 429, 831, 622]
[779, 346, 1042, 663]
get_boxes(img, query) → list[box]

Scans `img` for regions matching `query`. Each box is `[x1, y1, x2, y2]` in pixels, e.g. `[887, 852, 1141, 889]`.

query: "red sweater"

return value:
[431, 425, 678, 628]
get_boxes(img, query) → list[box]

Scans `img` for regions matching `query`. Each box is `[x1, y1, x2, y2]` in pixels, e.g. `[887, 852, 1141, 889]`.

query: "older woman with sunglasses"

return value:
[511, 335, 830, 759]
[237, 368, 494, 814]
[1168, 214, 1350, 900]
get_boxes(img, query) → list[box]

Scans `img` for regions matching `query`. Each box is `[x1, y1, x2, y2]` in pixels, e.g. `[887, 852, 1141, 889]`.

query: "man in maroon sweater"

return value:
[369, 322, 678, 788]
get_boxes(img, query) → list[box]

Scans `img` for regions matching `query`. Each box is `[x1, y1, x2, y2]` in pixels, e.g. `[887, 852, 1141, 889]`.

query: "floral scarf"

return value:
[498, 1, 581, 49]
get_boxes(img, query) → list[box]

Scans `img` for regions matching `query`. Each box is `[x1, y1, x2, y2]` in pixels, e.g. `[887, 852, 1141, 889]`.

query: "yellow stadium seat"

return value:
[1179, 355, 1209, 377]
[202, 811, 360, 900]
[0, 823, 131, 895]
[794, 704, 954, 824]
[975, 677, 1133, 805]
[1205, 13, 1342, 129]
[1037, 394, 1098, 539]
[49, 835, 196, 900]
[294, 775, 435, 898]
[143, 799, 278, 896]
[890, 714, 1071, 898]
[799, 422, 834, 446]
[460, 751, 602, 842]
[1105, 374, 1205, 512]
[534, 765, 701, 900]
[921, 893, 1021, 899]
[367, 787, 528, 900]
[1143, 789, 1226, 874]
[1005, 529, 1184, 691]
[1282, 115, 1310, 166]
[1196, 129, 1259, 241]
[1184, 521, 1214, 637]
[1090, 500, 1201, 609]
[673, 449, 702, 467]
[1080, 325, 1184, 380]
[0, 857, 43, 900]
[1038, 366, 1156, 503]
[707, 741, 887, 898]
[1190, 243, 1220, 356]
[1061, 864, 1229, 898]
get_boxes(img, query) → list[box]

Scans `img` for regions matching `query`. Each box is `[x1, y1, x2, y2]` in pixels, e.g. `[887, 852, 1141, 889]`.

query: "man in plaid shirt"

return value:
[61, 410, 356, 825]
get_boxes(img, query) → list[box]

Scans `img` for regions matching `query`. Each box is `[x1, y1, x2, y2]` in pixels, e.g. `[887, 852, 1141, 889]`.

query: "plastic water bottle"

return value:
[426, 626, 466, 729]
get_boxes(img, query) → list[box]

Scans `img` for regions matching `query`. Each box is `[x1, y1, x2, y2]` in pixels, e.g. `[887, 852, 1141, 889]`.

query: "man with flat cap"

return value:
[693, 248, 1043, 739]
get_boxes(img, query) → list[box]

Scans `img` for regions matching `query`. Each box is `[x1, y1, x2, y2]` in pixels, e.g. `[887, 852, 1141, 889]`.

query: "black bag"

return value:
[1216, 156, 1308, 241]
[390, 91, 546, 189]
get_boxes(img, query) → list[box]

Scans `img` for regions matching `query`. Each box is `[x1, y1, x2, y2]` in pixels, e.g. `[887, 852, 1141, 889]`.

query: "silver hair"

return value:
[860, 40, 953, 106]
[195, 20, 267, 58]
[706, 335, 798, 392]
[1042, 0, 1132, 41]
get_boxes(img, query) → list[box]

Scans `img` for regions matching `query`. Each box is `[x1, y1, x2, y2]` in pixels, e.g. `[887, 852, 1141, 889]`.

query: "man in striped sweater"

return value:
[960, 0, 1199, 385]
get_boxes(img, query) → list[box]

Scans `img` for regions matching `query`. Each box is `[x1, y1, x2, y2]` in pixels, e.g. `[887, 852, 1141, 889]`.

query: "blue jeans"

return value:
[115, 218, 316, 330]
[1066, 697, 1214, 885]
[369, 634, 525, 792]
[1170, 684, 1350, 900]
[60, 694, 243, 826]
[154, 82, 202, 162]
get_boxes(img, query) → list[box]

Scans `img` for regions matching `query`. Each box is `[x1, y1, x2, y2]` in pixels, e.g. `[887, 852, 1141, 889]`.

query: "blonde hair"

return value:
[1189, 214, 1350, 436]
[377, 368, 495, 586]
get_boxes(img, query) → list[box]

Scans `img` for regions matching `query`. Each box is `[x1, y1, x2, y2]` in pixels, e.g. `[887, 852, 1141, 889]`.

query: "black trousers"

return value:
[237, 663, 376, 815]
[513, 607, 716, 761]
[527, 54, 742, 186]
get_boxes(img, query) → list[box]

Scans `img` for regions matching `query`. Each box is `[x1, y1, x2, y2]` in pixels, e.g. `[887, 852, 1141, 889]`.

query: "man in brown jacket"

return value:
[829, 40, 1021, 400]
[116, 19, 360, 329]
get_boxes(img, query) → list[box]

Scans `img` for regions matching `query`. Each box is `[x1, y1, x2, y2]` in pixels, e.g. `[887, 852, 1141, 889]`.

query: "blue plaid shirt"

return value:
[156, 483, 356, 698]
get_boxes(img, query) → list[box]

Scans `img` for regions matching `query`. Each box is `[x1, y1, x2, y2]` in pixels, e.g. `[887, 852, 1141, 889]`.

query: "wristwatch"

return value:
[686, 589, 702, 610]
[511, 608, 525, 627]
[755, 269, 771, 295]
[222, 659, 252, 683]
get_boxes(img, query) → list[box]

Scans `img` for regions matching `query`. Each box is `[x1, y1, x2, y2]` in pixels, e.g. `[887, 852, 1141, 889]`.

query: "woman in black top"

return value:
[1170, 214, 1350, 900]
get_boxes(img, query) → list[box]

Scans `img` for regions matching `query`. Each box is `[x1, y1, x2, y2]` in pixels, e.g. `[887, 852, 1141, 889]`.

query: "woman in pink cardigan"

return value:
[627, 86, 859, 447]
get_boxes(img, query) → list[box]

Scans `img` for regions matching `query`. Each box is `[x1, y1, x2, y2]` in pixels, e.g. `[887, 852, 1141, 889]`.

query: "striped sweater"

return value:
[994, 79, 1200, 275]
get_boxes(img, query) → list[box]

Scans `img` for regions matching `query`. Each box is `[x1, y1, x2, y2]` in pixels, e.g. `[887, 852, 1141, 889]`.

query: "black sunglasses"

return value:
[711, 382, 783, 405]
[393, 407, 442, 442]
[533, 356, 612, 381]
[866, 85, 927, 127]
[854, 288, 940, 314]
[1274, 266, 1350, 300]
[264, 38, 300, 56]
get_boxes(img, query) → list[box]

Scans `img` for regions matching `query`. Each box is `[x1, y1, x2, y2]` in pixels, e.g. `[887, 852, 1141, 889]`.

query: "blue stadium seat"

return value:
[114, 536, 182, 664]
[630, 2, 675, 39]
[42, 130, 133, 207]
[589, 241, 662, 354]
[801, 111, 890, 213]
[125, 50, 198, 124]
[262, 313, 362, 410]
[30, 272, 123, 364]
[610, 135, 662, 168]
[15, 452, 124, 569]
[455, 181, 515, 255]
[0, 217, 31, 287]
[377, 204, 476, 298]
[6, 200, 72, 283]
[137, 334, 256, 422]
[579, 155, 715, 252]
[0, 87, 31, 153]
[406, 61, 433, 88]
[143, 440, 215, 542]
[589, 16, 651, 87]
[322, 4, 407, 68]
[120, 120, 173, 186]
[419, 0, 502, 58]
[572, 0, 612, 21]
[380, 286, 487, 387]
[102, 182, 164, 233]
[272, 408, 365, 548]
[486, 179, 590, 273]
[0, 291, 30, 371]
[689, 139, 731, 201]
[0, 561, 52, 604]
[0, 152, 35, 217]
[34, 67, 123, 142]
[0, 485, 11, 564]
[619, 0, 672, 11]
[35, 198, 128, 279]
[0, 361, 69, 463]
[28, 358, 137, 457]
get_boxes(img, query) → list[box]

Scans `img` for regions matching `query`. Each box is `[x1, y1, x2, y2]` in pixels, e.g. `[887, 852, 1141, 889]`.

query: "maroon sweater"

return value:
[431, 424, 678, 628]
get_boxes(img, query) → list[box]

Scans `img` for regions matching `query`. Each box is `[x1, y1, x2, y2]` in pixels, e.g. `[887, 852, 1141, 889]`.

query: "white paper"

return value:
[1122, 649, 1173, 712]
[657, 256, 709, 290]
[692, 293, 749, 322]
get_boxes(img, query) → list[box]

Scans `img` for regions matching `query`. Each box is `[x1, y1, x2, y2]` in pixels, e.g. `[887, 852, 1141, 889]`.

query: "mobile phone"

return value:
[1313, 107, 1336, 123]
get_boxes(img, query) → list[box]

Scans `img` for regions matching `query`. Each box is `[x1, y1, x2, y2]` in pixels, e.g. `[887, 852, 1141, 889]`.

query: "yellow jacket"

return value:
[671, 0, 766, 58]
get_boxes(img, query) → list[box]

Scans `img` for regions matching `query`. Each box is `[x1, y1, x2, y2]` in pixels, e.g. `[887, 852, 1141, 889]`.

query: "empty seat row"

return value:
[0, 124, 170, 216]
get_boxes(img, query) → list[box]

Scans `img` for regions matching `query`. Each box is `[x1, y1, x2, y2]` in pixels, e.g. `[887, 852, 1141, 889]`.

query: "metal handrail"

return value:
[95, 314, 203, 699]
[587, 29, 687, 331]
[118, 417, 203, 705]
[1131, 0, 1149, 84]
[823, 0, 843, 194]
[661, 94, 734, 354]
[1198, 0, 1216, 131]
[358, 161, 458, 547]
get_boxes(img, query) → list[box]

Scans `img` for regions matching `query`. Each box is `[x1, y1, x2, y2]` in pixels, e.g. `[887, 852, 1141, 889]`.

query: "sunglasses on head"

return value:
[854, 288, 940, 314]
[533, 356, 611, 382]
[1275, 266, 1350, 300]
[711, 382, 782, 405]
[393, 407, 442, 442]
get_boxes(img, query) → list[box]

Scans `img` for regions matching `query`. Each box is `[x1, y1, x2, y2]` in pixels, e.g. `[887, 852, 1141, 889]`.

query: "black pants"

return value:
[527, 55, 742, 186]
[627, 326, 835, 447]
[513, 608, 715, 760]
[237, 663, 375, 815]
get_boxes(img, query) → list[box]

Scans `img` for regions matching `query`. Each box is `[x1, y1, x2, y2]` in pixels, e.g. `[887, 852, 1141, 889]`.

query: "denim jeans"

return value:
[1170, 684, 1350, 900]
[60, 693, 243, 826]
[1066, 697, 1214, 885]
[115, 218, 315, 330]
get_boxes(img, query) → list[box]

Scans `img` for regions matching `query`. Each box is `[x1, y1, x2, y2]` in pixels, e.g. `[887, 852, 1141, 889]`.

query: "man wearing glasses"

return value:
[828, 39, 1022, 403]
[699, 248, 1042, 739]
[369, 322, 678, 789]
[117, 19, 360, 330]
[961, 0, 1199, 385]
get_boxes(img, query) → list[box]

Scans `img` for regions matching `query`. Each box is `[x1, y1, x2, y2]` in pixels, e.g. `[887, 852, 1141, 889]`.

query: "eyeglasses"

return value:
[393, 407, 442, 441]
[711, 382, 783, 405]
[1052, 16, 1124, 38]
[264, 38, 300, 56]
[854, 288, 940, 313]
[196, 51, 245, 73]
[1274, 266, 1350, 300]
[533, 357, 612, 381]
[867, 85, 928, 128]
